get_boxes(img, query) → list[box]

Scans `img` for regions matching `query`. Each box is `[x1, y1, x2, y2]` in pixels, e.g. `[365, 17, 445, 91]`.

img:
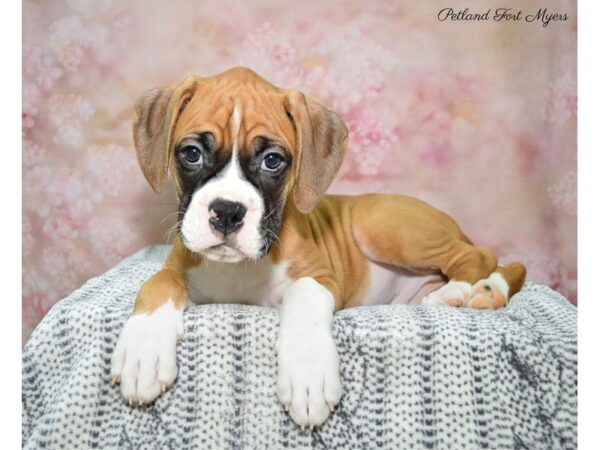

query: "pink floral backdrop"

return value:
[22, 0, 577, 341]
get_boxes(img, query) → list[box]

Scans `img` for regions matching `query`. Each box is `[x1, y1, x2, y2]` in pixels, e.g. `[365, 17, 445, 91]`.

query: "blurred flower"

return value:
[23, 166, 54, 216]
[542, 73, 577, 123]
[345, 109, 399, 177]
[23, 140, 45, 167]
[42, 210, 80, 241]
[87, 217, 136, 266]
[83, 144, 137, 197]
[48, 94, 95, 146]
[306, 37, 396, 113]
[28, 48, 63, 89]
[48, 16, 89, 72]
[548, 170, 577, 216]
[22, 215, 35, 258]
[241, 23, 303, 87]
[22, 81, 41, 130]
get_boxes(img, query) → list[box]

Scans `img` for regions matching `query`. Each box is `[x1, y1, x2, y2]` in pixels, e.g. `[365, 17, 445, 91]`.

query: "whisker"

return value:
[159, 211, 181, 226]
[263, 207, 279, 221]
[264, 228, 281, 250]
[164, 219, 184, 244]
[266, 228, 281, 243]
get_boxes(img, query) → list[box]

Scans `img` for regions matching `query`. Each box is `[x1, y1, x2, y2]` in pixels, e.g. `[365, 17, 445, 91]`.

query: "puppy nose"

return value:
[208, 199, 247, 235]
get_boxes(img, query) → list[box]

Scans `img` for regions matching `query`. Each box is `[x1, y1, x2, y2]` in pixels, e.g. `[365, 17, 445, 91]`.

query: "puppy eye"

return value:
[180, 145, 203, 165]
[261, 152, 285, 172]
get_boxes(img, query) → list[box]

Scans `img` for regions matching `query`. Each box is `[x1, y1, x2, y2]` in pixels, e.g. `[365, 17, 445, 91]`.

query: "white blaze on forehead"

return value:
[219, 99, 244, 181]
[219, 100, 246, 188]
[230, 100, 243, 154]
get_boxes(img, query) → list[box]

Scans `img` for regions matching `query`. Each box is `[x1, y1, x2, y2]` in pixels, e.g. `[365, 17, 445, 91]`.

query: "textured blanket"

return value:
[22, 246, 577, 449]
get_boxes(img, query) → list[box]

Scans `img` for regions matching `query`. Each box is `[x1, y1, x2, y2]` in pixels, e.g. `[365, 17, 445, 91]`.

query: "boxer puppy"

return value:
[111, 67, 526, 429]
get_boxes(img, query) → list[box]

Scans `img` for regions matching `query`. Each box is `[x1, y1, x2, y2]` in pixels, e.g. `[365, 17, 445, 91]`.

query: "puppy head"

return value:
[133, 67, 348, 263]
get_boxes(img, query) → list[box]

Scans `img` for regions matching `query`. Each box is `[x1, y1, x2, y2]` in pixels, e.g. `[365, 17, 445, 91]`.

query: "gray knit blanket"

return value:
[22, 246, 577, 449]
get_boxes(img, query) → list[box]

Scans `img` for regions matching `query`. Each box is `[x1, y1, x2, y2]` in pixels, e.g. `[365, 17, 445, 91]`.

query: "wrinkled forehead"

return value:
[173, 78, 296, 155]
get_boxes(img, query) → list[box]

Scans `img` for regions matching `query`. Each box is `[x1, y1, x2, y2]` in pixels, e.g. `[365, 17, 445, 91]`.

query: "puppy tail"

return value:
[496, 262, 527, 300]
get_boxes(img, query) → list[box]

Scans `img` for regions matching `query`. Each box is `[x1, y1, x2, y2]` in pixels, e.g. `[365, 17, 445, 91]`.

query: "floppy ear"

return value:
[132, 76, 198, 193]
[284, 91, 348, 214]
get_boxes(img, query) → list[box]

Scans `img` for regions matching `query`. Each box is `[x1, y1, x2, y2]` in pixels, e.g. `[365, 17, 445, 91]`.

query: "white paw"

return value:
[276, 331, 342, 429]
[422, 280, 472, 307]
[111, 300, 184, 405]
[465, 272, 510, 309]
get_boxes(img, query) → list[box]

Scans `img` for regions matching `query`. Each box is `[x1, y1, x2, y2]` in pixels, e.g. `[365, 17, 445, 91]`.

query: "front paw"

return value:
[110, 301, 183, 405]
[276, 332, 343, 429]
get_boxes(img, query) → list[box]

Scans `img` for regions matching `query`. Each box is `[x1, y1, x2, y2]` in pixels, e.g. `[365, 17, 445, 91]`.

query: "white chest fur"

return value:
[185, 257, 293, 308]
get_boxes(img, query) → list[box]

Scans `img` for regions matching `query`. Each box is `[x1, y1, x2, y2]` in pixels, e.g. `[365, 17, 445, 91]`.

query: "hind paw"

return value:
[422, 273, 511, 310]
[421, 280, 472, 307]
[465, 273, 509, 310]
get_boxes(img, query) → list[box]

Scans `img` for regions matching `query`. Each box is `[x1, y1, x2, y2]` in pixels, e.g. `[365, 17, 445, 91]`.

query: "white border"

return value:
[0, 0, 22, 447]
[578, 0, 598, 446]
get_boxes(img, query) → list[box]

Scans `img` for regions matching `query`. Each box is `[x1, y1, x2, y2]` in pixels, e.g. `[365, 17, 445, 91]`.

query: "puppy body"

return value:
[182, 192, 524, 310]
[111, 68, 526, 428]
[183, 195, 446, 310]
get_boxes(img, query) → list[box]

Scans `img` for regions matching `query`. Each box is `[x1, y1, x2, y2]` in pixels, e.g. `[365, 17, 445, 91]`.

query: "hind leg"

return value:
[420, 243, 503, 309]
[350, 194, 526, 309]
[422, 259, 526, 310]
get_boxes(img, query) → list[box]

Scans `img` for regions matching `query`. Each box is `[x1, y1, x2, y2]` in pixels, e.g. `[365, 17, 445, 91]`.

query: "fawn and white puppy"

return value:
[111, 67, 526, 429]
